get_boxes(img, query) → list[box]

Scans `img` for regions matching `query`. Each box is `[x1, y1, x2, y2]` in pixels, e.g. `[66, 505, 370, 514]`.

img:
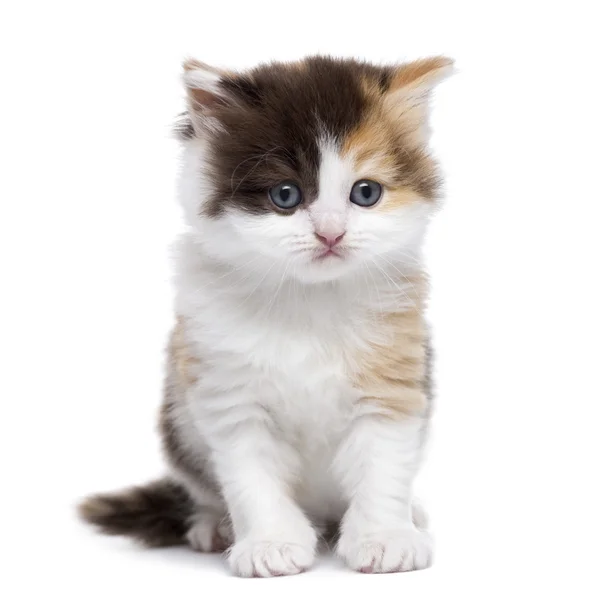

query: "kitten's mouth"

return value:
[313, 248, 344, 262]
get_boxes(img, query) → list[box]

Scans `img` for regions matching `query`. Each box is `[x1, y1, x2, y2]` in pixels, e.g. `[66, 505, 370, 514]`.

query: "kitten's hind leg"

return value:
[165, 321, 315, 576]
[186, 509, 233, 553]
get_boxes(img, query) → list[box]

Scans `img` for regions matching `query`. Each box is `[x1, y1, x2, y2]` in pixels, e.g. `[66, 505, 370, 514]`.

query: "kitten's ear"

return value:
[383, 56, 454, 143]
[182, 58, 234, 135]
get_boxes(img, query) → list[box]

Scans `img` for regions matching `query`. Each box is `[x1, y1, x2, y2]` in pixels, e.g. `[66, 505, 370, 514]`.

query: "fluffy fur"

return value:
[80, 55, 452, 577]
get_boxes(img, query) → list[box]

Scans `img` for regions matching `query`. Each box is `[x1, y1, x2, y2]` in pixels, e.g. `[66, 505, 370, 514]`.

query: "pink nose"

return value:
[315, 231, 346, 248]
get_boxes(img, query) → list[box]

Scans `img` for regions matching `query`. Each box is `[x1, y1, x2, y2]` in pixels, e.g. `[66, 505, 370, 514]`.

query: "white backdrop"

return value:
[1, 1, 589, 598]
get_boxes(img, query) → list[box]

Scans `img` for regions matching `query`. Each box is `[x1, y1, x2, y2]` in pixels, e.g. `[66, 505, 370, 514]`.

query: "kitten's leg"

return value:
[161, 353, 232, 553]
[198, 391, 317, 577]
[334, 411, 432, 573]
[162, 442, 232, 553]
[186, 509, 232, 552]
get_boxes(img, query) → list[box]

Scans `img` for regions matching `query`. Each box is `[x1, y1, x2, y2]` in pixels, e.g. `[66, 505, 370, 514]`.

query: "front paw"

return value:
[228, 539, 316, 577]
[337, 528, 432, 573]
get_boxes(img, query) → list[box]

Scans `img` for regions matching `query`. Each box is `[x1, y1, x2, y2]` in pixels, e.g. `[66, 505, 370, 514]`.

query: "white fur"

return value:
[173, 134, 435, 576]
[309, 140, 354, 239]
[183, 68, 222, 94]
[334, 416, 432, 572]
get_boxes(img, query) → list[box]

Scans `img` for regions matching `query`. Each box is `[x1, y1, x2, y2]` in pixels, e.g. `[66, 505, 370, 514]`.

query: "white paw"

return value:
[228, 540, 316, 577]
[186, 512, 232, 553]
[337, 528, 433, 573]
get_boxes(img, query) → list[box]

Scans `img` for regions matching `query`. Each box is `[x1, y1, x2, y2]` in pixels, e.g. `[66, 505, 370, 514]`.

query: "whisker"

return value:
[190, 255, 262, 294]
[369, 257, 417, 310]
[236, 259, 279, 307]
[373, 254, 420, 299]
[361, 260, 379, 328]
[262, 258, 292, 318]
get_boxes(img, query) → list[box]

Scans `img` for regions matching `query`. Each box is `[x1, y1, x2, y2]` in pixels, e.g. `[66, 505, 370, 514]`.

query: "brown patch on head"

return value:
[180, 55, 452, 216]
[201, 57, 382, 217]
[180, 57, 395, 216]
[351, 275, 429, 418]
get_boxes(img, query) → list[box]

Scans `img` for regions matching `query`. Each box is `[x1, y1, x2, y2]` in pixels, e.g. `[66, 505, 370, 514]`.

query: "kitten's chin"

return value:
[290, 256, 357, 285]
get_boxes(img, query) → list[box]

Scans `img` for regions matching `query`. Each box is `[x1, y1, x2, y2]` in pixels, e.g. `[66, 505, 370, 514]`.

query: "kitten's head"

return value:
[177, 56, 452, 285]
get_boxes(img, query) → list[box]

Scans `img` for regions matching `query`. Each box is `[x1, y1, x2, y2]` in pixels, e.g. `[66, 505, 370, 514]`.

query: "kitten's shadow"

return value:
[138, 544, 229, 573]
[137, 535, 338, 576]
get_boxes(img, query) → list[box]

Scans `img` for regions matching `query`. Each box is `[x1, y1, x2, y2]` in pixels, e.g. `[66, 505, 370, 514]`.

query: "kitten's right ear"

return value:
[383, 56, 454, 144]
[182, 59, 232, 135]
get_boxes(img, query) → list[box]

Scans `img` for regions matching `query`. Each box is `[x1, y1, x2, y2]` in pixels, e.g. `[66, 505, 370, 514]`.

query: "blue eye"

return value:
[350, 180, 383, 207]
[269, 181, 303, 209]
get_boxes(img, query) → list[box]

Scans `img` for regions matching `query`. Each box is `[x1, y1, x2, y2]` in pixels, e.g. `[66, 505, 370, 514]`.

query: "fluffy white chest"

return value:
[193, 293, 364, 435]
[176, 247, 411, 520]
[182, 279, 375, 517]
[238, 328, 358, 521]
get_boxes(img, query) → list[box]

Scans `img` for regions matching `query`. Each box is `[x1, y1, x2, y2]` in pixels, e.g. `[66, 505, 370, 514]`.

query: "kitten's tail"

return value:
[78, 478, 195, 547]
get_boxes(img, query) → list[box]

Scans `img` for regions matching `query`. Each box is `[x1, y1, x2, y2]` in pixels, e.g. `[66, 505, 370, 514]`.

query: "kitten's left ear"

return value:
[383, 56, 454, 143]
[182, 58, 235, 135]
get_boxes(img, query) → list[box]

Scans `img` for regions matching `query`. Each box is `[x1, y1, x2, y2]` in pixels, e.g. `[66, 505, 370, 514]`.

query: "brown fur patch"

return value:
[180, 55, 450, 216]
[352, 277, 428, 418]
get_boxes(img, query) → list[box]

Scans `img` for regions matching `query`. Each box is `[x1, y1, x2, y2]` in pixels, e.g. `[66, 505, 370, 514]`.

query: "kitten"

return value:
[79, 55, 453, 577]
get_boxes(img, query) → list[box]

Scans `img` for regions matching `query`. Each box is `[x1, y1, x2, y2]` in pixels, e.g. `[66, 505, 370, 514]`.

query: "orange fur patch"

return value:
[342, 110, 440, 203]
[377, 187, 423, 213]
[342, 112, 399, 186]
[341, 57, 450, 203]
[351, 277, 428, 418]
[389, 56, 454, 92]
